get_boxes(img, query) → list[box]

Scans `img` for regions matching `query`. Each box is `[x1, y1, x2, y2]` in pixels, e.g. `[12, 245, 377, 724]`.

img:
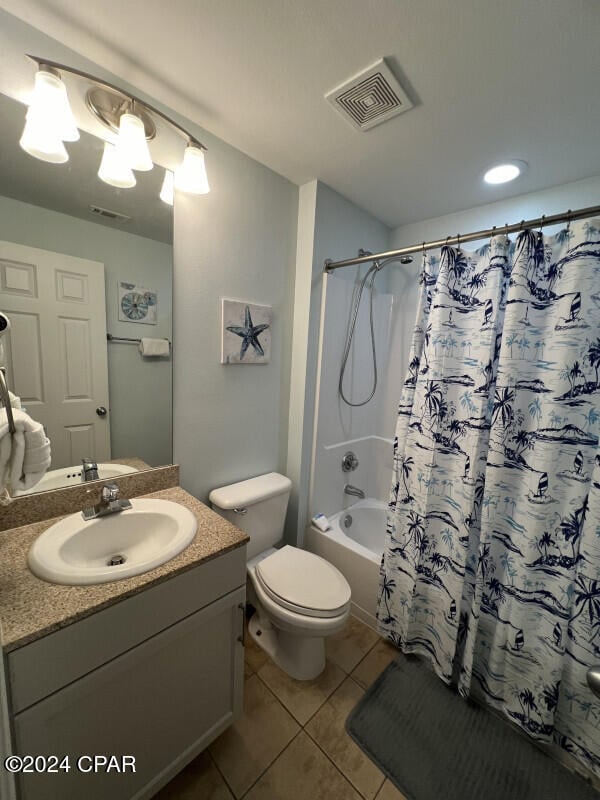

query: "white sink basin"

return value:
[14, 463, 138, 496]
[28, 499, 198, 585]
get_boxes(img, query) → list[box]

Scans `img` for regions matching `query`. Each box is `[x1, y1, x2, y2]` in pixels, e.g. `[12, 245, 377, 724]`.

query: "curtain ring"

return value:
[519, 219, 525, 232]
[566, 209, 572, 236]
[456, 233, 461, 253]
[538, 214, 546, 238]
[504, 222, 510, 244]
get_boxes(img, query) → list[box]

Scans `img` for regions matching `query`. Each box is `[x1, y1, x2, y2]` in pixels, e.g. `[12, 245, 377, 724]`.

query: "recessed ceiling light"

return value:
[483, 160, 527, 185]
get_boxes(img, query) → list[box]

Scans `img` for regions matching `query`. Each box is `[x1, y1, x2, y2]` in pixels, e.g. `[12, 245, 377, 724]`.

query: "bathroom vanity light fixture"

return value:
[175, 144, 210, 194]
[159, 169, 174, 205]
[20, 56, 210, 200]
[19, 66, 80, 163]
[116, 109, 154, 172]
[483, 160, 527, 185]
[98, 142, 136, 189]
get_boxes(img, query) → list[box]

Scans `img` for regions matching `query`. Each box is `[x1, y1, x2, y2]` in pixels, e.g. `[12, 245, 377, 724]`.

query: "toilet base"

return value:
[248, 611, 326, 681]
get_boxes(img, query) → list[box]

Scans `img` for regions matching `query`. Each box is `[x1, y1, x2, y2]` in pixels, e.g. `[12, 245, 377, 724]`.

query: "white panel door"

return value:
[0, 241, 110, 468]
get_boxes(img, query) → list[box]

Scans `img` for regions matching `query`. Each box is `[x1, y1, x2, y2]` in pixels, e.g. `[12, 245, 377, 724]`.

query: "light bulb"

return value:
[19, 112, 68, 163]
[174, 144, 210, 194]
[483, 161, 526, 185]
[98, 141, 136, 188]
[116, 112, 153, 171]
[27, 69, 79, 142]
[160, 169, 174, 205]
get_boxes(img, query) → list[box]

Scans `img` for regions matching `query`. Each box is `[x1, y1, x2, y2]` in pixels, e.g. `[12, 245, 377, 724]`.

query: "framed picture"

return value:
[221, 298, 272, 364]
[118, 282, 158, 325]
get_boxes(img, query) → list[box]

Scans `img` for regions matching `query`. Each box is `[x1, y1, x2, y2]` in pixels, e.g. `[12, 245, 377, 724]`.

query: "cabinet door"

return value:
[14, 587, 245, 800]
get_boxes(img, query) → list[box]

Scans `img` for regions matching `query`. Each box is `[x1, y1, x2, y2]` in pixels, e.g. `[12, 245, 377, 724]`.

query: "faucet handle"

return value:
[102, 483, 120, 502]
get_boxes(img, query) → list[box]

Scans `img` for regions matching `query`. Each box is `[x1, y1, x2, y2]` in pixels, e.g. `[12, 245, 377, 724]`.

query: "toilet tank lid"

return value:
[209, 472, 292, 510]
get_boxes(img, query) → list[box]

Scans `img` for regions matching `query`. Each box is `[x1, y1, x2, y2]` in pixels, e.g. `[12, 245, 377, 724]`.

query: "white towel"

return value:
[0, 407, 51, 493]
[8, 390, 22, 409]
[138, 337, 170, 357]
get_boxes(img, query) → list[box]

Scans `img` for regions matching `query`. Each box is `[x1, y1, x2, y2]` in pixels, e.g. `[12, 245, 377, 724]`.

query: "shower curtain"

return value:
[378, 218, 600, 776]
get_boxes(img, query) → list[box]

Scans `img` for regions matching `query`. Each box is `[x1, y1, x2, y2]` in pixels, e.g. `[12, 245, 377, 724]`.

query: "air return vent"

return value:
[325, 58, 413, 131]
[89, 205, 131, 223]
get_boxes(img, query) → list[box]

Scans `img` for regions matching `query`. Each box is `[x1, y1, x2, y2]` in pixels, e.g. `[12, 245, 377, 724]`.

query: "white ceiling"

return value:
[1, 0, 600, 228]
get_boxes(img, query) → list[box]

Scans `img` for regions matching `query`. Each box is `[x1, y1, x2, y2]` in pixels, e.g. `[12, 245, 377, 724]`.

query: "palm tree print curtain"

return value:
[378, 218, 600, 777]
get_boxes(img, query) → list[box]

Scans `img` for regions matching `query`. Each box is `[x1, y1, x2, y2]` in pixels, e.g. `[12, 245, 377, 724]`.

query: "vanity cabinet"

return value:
[5, 546, 246, 800]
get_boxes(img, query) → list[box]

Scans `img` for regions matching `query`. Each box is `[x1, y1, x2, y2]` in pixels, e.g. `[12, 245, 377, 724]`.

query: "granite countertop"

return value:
[108, 456, 152, 471]
[0, 486, 249, 652]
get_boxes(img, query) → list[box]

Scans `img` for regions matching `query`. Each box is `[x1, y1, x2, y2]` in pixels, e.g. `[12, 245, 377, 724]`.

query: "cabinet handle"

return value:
[237, 603, 246, 646]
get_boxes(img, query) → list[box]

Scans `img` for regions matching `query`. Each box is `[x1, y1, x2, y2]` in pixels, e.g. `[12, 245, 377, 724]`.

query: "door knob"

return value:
[96, 406, 107, 417]
[586, 666, 600, 698]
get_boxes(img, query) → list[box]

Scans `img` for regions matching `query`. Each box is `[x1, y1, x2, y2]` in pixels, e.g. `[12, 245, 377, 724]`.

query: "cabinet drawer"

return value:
[14, 586, 245, 800]
[9, 546, 246, 713]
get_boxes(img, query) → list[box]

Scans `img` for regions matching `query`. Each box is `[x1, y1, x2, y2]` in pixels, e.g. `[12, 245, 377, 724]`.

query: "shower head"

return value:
[375, 254, 414, 270]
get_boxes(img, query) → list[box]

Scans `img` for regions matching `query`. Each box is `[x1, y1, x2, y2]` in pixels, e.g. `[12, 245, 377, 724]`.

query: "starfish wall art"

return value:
[221, 299, 272, 364]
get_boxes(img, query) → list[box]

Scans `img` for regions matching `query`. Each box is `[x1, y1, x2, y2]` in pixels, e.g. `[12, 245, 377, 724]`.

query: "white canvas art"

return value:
[118, 282, 158, 325]
[221, 299, 272, 364]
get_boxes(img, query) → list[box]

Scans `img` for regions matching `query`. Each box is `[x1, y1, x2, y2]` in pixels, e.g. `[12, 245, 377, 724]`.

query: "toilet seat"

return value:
[255, 545, 351, 619]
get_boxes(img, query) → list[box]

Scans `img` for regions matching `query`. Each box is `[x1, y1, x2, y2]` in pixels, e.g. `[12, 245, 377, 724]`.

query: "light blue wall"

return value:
[173, 157, 298, 502]
[0, 194, 173, 466]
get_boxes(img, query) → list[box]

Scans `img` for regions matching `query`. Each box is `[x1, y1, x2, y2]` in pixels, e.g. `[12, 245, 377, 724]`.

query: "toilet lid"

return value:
[255, 545, 351, 618]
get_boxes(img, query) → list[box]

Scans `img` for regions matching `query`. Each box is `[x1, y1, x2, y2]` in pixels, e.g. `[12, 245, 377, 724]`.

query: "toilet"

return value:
[209, 472, 351, 680]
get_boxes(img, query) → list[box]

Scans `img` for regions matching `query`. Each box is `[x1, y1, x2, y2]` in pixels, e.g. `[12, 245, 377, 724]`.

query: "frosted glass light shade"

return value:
[19, 112, 68, 164]
[98, 142, 136, 188]
[160, 169, 174, 205]
[27, 69, 79, 142]
[174, 145, 209, 194]
[116, 112, 153, 171]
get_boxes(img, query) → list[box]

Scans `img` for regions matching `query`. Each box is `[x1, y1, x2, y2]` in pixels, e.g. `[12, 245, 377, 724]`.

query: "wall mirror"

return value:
[0, 86, 173, 497]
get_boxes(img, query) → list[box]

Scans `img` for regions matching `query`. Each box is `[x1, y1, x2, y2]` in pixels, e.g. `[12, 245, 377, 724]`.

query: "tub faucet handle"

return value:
[341, 451, 359, 472]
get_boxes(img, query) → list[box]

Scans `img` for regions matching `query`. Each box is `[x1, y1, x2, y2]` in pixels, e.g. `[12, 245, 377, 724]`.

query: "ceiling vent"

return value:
[325, 58, 413, 131]
[89, 205, 131, 223]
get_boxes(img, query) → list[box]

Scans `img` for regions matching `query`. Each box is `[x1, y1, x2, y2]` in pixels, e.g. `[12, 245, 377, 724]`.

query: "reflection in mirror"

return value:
[0, 91, 173, 497]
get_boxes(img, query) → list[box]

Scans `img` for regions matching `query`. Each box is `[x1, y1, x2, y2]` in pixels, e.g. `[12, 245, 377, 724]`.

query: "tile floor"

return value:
[156, 614, 405, 800]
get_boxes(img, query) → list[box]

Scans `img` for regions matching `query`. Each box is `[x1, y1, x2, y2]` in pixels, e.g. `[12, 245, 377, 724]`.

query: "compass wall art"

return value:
[118, 282, 158, 325]
[221, 299, 272, 365]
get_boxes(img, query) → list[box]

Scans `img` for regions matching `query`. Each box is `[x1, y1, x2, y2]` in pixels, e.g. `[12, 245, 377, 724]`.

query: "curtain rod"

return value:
[323, 203, 600, 273]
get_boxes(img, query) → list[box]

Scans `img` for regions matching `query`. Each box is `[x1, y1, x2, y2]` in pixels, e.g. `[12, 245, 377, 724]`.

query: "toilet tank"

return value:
[209, 472, 292, 560]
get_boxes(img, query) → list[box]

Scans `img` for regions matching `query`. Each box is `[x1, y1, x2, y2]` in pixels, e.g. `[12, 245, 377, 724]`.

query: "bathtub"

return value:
[306, 498, 386, 629]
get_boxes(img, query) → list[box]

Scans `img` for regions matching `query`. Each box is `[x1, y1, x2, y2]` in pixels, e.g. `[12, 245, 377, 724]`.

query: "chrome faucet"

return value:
[81, 457, 99, 482]
[344, 483, 365, 499]
[82, 482, 132, 520]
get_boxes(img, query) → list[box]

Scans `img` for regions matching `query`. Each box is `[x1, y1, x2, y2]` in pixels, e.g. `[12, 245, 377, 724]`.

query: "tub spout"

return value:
[344, 484, 365, 499]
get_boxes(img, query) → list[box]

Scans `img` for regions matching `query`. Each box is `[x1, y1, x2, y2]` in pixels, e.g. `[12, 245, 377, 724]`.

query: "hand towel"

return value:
[0, 407, 51, 493]
[138, 337, 170, 357]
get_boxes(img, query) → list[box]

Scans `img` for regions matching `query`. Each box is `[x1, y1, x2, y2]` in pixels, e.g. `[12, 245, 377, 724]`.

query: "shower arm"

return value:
[323, 203, 600, 273]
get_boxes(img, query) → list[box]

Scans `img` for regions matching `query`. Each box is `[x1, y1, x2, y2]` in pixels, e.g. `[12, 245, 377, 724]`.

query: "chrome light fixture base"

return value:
[86, 87, 156, 140]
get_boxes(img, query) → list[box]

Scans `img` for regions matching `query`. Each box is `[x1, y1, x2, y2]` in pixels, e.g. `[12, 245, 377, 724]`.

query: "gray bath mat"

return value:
[346, 655, 599, 800]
